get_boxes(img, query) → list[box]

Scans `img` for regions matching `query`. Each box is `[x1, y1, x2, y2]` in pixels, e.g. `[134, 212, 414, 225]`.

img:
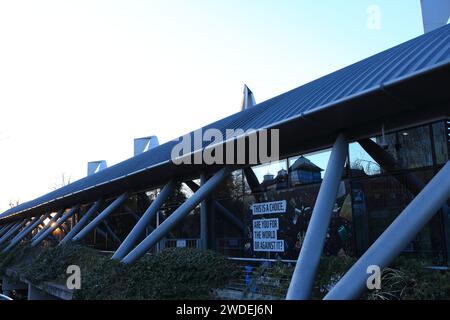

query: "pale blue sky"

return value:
[0, 1, 426, 211]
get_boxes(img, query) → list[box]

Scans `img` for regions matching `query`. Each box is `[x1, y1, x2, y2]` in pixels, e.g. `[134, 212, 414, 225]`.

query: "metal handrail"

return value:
[0, 294, 13, 301]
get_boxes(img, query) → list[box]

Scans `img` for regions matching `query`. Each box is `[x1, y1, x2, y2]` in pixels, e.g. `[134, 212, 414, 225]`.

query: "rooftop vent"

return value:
[134, 136, 159, 156]
[420, 0, 450, 33]
[241, 84, 256, 110]
[87, 160, 107, 176]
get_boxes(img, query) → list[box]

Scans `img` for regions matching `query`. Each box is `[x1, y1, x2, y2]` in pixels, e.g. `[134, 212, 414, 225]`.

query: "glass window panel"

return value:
[248, 159, 288, 192]
[162, 182, 190, 208]
[396, 126, 433, 169]
[432, 121, 449, 164]
[349, 141, 381, 177]
[350, 169, 446, 263]
[214, 170, 244, 200]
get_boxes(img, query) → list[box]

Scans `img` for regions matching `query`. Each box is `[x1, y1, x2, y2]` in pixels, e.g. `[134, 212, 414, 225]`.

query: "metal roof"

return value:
[1, 23, 450, 222]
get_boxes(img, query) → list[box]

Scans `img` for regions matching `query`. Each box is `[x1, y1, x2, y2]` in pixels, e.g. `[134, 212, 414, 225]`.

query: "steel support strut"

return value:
[72, 193, 129, 242]
[286, 134, 348, 300]
[358, 138, 425, 195]
[325, 160, 450, 300]
[0, 223, 15, 239]
[3, 213, 50, 253]
[31, 206, 79, 247]
[0, 220, 29, 245]
[0, 223, 11, 235]
[122, 167, 232, 264]
[31, 210, 64, 242]
[102, 220, 121, 245]
[184, 180, 246, 232]
[112, 180, 175, 260]
[12, 217, 38, 241]
[59, 200, 103, 245]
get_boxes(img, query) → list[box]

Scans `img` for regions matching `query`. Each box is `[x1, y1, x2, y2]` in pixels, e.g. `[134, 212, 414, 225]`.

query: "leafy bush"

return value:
[365, 257, 450, 300]
[0, 242, 37, 277]
[2, 244, 239, 300]
[19, 244, 108, 284]
[2, 243, 449, 300]
[77, 248, 239, 300]
[313, 255, 356, 299]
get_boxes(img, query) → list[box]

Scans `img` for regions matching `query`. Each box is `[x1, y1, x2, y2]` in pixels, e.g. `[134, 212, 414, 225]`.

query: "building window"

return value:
[351, 168, 446, 263]
[396, 126, 433, 169]
[349, 140, 382, 177]
[432, 121, 449, 165]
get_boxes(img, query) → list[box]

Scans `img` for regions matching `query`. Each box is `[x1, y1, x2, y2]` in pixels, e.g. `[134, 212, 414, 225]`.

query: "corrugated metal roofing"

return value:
[1, 23, 450, 221]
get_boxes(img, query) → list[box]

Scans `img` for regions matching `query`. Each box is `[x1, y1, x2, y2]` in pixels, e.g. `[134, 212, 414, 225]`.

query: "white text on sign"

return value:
[253, 218, 284, 252]
[251, 200, 286, 215]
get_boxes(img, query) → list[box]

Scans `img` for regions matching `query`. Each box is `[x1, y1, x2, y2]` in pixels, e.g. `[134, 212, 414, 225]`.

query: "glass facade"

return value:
[212, 120, 449, 264]
[85, 120, 450, 265]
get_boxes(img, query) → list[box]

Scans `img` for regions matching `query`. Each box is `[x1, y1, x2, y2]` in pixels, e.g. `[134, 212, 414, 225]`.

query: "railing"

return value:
[160, 238, 200, 249]
[216, 238, 248, 257]
[219, 260, 295, 300]
[0, 293, 13, 301]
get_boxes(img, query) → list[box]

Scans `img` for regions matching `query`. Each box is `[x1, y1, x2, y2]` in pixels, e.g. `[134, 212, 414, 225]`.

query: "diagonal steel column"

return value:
[31, 210, 64, 242]
[72, 193, 129, 242]
[122, 167, 232, 264]
[0, 220, 29, 245]
[325, 160, 450, 300]
[213, 201, 246, 232]
[31, 206, 79, 247]
[123, 204, 142, 221]
[12, 216, 39, 241]
[0, 223, 11, 235]
[59, 200, 103, 245]
[102, 220, 121, 245]
[0, 222, 15, 239]
[243, 167, 263, 193]
[0, 221, 21, 243]
[3, 213, 51, 253]
[59, 224, 68, 235]
[95, 226, 108, 240]
[286, 134, 347, 300]
[184, 180, 246, 232]
[358, 138, 425, 195]
[112, 180, 175, 260]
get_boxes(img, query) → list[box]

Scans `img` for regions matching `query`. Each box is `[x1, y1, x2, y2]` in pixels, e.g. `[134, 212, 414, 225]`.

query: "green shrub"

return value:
[313, 255, 356, 299]
[77, 248, 239, 300]
[0, 242, 36, 277]
[19, 244, 108, 284]
[2, 242, 449, 300]
[365, 257, 450, 300]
